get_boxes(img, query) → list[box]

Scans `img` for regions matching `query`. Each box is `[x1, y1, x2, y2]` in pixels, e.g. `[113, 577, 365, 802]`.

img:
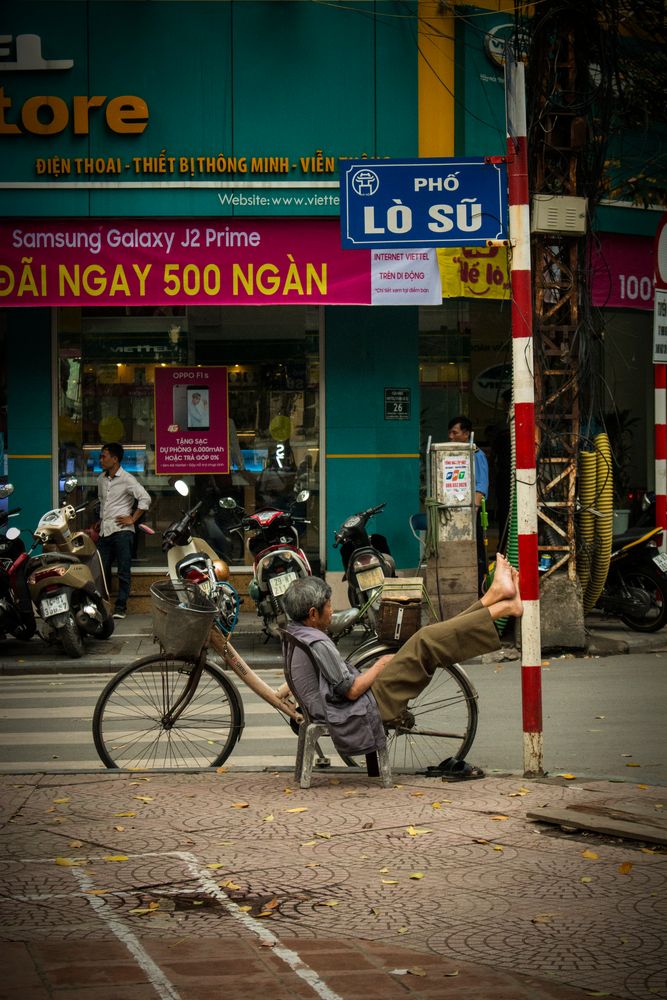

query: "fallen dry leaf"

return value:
[52, 797, 70, 804]
[618, 862, 633, 875]
[382, 879, 399, 885]
[263, 814, 274, 822]
[491, 815, 509, 821]
[113, 825, 125, 833]
[581, 850, 599, 860]
[206, 863, 224, 870]
[431, 802, 442, 809]
[492, 845, 504, 852]
[625, 763, 641, 768]
[580, 876, 593, 884]
[84, 889, 110, 896]
[398, 927, 408, 934]
[532, 912, 560, 924]
[409, 872, 425, 880]
[301, 840, 318, 847]
[320, 900, 339, 907]
[69, 840, 83, 848]
[406, 826, 432, 837]
[231, 802, 250, 809]
[219, 880, 241, 890]
[114, 812, 136, 818]
[216, 767, 227, 773]
[556, 773, 577, 780]
[129, 903, 160, 916]
[133, 795, 154, 802]
[407, 967, 427, 977]
[315, 831, 332, 839]
[286, 807, 308, 813]
[55, 857, 85, 867]
[410, 791, 424, 797]
[104, 854, 129, 862]
[444, 970, 460, 977]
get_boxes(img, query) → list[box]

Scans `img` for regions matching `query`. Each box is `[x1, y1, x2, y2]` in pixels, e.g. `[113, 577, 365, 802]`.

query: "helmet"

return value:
[248, 578, 261, 603]
[212, 559, 230, 581]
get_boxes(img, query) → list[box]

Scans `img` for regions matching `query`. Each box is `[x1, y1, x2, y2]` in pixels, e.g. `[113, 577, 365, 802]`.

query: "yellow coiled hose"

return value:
[582, 433, 614, 612]
[577, 450, 597, 596]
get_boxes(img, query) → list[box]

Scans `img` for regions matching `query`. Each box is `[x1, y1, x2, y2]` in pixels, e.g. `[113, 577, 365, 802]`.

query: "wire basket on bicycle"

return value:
[150, 580, 217, 658]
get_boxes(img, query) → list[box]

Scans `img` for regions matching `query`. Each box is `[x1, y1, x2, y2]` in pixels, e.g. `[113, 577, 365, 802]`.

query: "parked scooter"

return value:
[221, 490, 312, 640]
[161, 480, 231, 592]
[24, 479, 114, 658]
[0, 484, 36, 641]
[595, 515, 667, 632]
[333, 502, 396, 629]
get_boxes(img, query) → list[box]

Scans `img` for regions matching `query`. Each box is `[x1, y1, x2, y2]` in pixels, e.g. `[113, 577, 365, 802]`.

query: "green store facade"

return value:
[0, 1, 661, 599]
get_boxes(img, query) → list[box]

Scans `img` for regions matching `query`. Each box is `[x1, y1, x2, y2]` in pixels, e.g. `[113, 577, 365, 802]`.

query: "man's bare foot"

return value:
[505, 571, 523, 618]
[483, 553, 516, 605]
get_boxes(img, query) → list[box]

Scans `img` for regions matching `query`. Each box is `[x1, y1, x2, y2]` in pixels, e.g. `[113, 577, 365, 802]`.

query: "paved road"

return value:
[0, 669, 303, 771]
[1, 652, 665, 782]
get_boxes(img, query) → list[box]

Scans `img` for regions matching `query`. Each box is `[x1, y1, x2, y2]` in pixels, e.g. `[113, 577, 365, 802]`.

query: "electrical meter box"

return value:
[430, 442, 476, 541]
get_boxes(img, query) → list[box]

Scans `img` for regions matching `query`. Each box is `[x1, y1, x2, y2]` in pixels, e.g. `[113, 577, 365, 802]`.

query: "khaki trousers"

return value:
[371, 601, 500, 722]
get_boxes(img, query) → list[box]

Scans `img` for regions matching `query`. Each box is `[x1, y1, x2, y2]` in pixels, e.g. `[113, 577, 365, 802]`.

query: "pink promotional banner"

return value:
[154, 366, 229, 475]
[0, 219, 371, 306]
[590, 232, 654, 311]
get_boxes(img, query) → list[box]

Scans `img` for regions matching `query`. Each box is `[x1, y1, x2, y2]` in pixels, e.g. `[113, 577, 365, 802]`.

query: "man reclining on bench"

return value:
[282, 553, 523, 774]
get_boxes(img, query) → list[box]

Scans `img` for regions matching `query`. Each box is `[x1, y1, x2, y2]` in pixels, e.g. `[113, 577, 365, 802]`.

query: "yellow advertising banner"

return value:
[437, 246, 511, 300]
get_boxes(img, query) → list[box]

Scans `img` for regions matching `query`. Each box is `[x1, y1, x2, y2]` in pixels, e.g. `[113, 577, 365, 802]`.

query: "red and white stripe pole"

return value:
[505, 58, 543, 777]
[655, 364, 667, 553]
[654, 216, 667, 552]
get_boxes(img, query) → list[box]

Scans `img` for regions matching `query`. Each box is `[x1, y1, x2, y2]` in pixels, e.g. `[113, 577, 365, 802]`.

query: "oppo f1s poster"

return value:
[155, 366, 228, 474]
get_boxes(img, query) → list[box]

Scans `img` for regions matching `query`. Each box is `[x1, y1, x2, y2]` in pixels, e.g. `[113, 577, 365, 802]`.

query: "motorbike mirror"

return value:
[0, 483, 14, 499]
[5, 526, 20, 540]
[174, 479, 190, 497]
[295, 490, 310, 503]
[63, 477, 78, 494]
[138, 522, 156, 535]
[219, 497, 238, 509]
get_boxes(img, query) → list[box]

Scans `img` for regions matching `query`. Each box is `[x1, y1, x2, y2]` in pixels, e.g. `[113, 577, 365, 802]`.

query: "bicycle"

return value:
[92, 504, 479, 773]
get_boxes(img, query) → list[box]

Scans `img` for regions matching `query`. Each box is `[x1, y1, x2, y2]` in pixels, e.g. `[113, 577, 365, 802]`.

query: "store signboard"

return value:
[340, 157, 508, 249]
[0, 219, 441, 306]
[154, 366, 229, 475]
[590, 233, 655, 311]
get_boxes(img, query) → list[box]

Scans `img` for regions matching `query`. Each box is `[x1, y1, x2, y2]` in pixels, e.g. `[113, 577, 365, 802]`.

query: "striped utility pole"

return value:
[656, 365, 667, 552]
[655, 215, 667, 552]
[505, 57, 543, 777]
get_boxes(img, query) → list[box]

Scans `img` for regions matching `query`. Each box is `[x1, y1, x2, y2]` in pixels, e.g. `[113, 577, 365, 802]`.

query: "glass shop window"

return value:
[56, 305, 321, 569]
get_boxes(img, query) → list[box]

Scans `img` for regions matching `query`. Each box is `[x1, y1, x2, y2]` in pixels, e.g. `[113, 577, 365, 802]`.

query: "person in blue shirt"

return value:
[448, 415, 489, 594]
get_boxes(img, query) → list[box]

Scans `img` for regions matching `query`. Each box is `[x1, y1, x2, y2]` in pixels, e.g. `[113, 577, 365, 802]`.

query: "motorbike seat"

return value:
[28, 552, 81, 570]
[328, 607, 360, 637]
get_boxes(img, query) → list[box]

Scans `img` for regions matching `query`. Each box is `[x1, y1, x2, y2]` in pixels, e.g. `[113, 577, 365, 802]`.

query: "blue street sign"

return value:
[340, 157, 508, 249]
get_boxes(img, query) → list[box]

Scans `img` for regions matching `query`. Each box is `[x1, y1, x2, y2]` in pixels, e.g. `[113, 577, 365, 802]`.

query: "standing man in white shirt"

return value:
[97, 443, 151, 619]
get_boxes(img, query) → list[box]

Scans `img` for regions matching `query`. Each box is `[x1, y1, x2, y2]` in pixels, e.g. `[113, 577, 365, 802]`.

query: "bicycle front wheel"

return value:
[93, 654, 244, 769]
[351, 645, 479, 772]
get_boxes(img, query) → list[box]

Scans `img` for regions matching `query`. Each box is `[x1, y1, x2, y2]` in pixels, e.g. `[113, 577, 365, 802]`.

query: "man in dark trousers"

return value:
[97, 442, 151, 619]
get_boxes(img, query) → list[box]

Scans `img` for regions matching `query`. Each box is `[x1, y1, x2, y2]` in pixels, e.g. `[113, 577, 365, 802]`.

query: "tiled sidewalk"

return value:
[1, 769, 664, 1000]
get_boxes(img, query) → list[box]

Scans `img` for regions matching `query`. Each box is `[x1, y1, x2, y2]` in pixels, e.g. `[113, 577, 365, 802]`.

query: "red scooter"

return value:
[221, 490, 311, 640]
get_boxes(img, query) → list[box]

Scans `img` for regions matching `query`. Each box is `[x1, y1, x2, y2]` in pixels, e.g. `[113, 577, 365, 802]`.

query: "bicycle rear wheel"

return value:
[93, 654, 244, 769]
[350, 645, 479, 772]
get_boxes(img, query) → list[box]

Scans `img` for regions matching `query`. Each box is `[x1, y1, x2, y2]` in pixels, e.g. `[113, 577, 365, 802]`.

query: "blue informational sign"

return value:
[340, 157, 508, 249]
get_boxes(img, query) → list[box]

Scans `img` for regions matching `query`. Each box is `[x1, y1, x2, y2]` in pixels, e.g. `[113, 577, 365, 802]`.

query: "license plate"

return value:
[41, 593, 69, 617]
[356, 566, 385, 591]
[653, 552, 667, 573]
[269, 571, 298, 597]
